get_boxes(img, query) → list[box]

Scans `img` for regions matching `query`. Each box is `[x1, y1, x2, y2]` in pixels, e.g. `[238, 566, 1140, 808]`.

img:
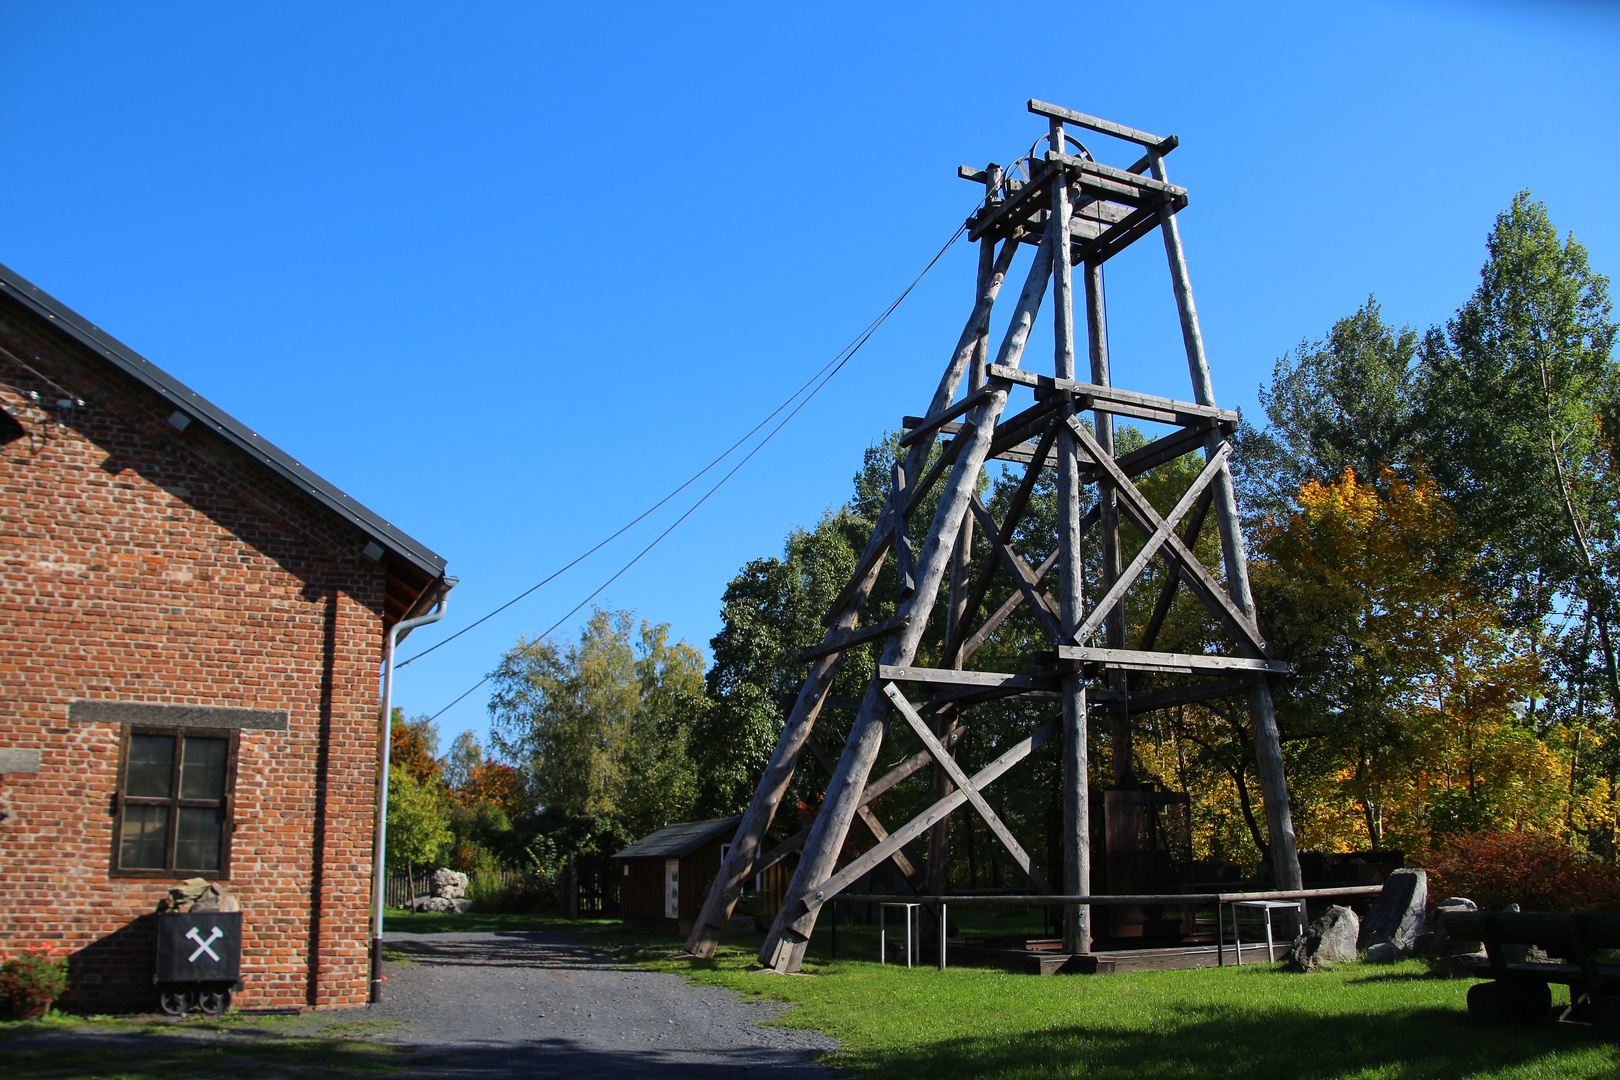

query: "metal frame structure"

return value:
[687, 101, 1302, 973]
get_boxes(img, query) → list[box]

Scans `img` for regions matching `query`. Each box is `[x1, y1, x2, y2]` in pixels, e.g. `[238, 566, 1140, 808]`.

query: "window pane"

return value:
[176, 806, 223, 873]
[126, 734, 174, 798]
[179, 737, 228, 800]
[120, 804, 170, 869]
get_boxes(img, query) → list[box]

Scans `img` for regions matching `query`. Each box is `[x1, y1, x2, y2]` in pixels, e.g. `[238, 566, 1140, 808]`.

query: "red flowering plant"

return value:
[1, 947, 69, 1018]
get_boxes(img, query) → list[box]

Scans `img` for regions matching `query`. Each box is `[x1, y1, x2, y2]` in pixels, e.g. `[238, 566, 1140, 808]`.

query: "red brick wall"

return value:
[0, 302, 398, 1011]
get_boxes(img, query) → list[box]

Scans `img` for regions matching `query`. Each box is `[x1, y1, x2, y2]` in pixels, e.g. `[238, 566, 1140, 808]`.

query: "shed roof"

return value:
[611, 818, 741, 860]
[0, 260, 449, 624]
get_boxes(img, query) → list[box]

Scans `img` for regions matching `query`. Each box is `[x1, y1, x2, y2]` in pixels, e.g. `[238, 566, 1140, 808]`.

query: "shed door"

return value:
[664, 859, 679, 919]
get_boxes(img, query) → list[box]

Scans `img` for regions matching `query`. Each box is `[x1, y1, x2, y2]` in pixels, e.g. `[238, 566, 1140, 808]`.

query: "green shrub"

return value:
[1418, 830, 1620, 912]
[1, 947, 69, 1015]
[466, 869, 556, 912]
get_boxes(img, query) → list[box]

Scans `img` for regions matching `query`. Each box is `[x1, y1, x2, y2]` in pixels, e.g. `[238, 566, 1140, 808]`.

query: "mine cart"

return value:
[154, 911, 242, 1015]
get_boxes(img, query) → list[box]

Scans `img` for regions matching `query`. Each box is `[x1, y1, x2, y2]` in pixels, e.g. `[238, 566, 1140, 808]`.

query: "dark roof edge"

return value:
[0, 259, 447, 580]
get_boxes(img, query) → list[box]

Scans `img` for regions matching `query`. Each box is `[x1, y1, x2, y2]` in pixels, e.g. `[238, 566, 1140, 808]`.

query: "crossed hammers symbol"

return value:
[186, 925, 223, 963]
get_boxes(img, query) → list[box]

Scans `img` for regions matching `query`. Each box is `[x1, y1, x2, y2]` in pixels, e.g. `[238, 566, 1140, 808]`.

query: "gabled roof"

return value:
[611, 818, 741, 860]
[0, 260, 449, 621]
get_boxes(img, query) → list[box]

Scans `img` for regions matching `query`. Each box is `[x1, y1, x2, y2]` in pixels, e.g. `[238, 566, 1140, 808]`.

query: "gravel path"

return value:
[372, 931, 841, 1079]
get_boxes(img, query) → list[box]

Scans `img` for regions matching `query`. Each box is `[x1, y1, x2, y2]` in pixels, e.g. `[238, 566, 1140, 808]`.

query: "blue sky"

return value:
[3, 1, 1617, 748]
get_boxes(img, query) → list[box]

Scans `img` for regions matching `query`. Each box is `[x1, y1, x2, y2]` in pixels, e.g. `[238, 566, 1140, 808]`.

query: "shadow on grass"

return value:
[382, 909, 619, 935]
[844, 1000, 1614, 1080]
[0, 1017, 403, 1080]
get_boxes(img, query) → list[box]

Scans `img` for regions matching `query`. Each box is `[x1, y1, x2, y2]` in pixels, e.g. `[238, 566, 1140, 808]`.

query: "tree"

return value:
[386, 763, 453, 870]
[389, 711, 443, 788]
[1252, 468, 1546, 850]
[488, 609, 705, 845]
[1237, 296, 1420, 517]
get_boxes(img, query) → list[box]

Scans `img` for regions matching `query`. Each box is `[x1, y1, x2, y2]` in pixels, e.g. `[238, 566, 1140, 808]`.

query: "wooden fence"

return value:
[385, 867, 531, 909]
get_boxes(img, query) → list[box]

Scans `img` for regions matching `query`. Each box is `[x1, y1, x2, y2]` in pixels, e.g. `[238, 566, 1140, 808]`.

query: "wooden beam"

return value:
[800, 716, 1059, 909]
[1027, 100, 1173, 150]
[1048, 152, 1186, 202]
[878, 663, 1059, 691]
[884, 683, 1051, 892]
[798, 613, 910, 662]
[1056, 645, 1290, 676]
[898, 386, 992, 447]
[986, 364, 1239, 425]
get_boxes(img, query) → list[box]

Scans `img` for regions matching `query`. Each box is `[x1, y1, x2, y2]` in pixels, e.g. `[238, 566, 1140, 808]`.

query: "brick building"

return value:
[0, 260, 453, 1011]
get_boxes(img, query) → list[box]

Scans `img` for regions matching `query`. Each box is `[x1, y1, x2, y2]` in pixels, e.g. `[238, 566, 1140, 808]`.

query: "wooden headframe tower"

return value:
[688, 100, 1303, 972]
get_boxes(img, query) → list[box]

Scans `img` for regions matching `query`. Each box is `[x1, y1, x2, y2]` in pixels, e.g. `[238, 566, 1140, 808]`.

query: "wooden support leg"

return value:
[761, 231, 1056, 974]
[1050, 141, 1092, 955]
[1148, 150, 1302, 892]
[1083, 260, 1132, 789]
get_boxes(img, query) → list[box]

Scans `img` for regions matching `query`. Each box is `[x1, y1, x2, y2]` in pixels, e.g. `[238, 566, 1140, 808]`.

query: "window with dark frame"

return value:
[113, 726, 237, 878]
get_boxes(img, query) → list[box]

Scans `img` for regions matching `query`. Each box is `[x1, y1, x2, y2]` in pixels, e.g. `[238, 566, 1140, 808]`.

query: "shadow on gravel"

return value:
[387, 932, 612, 972]
[406, 1038, 828, 1078]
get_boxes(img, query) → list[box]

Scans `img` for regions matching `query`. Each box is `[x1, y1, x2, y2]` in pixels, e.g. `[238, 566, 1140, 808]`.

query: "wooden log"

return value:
[760, 228, 1057, 973]
[884, 683, 1051, 892]
[970, 496, 1064, 642]
[1047, 151, 1186, 201]
[1071, 444, 1229, 646]
[1026, 99, 1172, 150]
[797, 717, 1060, 911]
[1150, 149, 1301, 892]
[798, 613, 910, 662]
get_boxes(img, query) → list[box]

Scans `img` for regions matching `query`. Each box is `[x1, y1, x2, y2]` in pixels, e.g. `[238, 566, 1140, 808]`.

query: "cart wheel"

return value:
[159, 987, 194, 1017]
[196, 985, 232, 1016]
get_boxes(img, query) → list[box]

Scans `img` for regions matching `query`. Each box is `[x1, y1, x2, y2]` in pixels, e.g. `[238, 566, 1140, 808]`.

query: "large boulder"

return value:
[1419, 896, 1486, 977]
[1360, 868, 1427, 953]
[1285, 905, 1360, 972]
[431, 869, 469, 899]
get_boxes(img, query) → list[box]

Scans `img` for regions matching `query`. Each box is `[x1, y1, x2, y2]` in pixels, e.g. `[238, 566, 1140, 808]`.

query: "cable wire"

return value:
[419, 220, 970, 721]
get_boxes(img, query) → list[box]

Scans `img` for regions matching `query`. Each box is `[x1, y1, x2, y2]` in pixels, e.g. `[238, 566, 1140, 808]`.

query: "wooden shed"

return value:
[611, 818, 795, 936]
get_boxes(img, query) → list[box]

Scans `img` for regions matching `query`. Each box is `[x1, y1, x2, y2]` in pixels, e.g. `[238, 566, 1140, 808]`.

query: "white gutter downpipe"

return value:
[370, 577, 455, 1003]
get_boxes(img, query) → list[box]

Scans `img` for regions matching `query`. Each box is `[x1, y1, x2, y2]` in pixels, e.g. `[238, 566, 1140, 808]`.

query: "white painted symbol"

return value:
[186, 926, 223, 963]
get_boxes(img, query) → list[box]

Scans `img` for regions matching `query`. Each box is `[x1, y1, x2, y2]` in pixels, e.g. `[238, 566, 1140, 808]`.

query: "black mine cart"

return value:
[154, 911, 243, 1015]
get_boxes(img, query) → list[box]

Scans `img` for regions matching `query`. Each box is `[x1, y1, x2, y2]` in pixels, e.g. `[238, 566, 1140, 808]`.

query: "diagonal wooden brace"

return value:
[795, 716, 1059, 919]
[969, 495, 1064, 642]
[883, 682, 1052, 892]
[1072, 443, 1229, 645]
[1066, 415, 1268, 657]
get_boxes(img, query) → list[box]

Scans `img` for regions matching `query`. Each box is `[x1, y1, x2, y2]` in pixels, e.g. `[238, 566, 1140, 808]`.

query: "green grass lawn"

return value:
[381, 906, 620, 935]
[616, 927, 1620, 1080]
